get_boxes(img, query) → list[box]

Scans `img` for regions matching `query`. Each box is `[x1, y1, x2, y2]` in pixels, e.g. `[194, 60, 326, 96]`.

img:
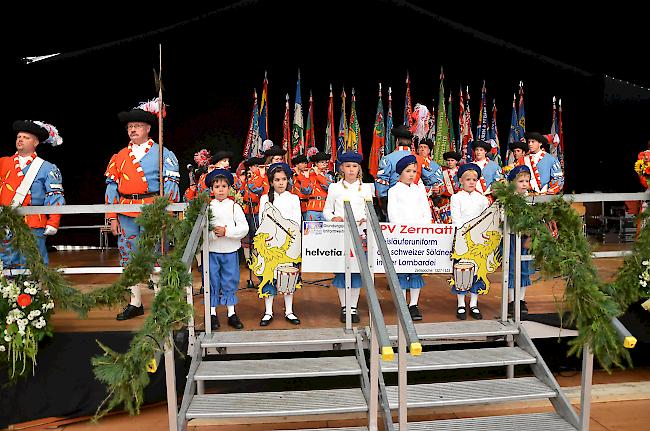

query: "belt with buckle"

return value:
[120, 192, 160, 200]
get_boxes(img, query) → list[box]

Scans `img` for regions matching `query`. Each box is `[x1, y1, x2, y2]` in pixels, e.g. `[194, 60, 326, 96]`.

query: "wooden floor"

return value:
[9, 243, 646, 431]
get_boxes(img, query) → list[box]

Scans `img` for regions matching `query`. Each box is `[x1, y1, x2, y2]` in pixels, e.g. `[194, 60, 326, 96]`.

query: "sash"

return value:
[11, 157, 44, 208]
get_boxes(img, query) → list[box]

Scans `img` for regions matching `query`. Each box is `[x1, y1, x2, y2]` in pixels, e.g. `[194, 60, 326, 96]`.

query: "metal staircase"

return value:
[175, 200, 598, 430]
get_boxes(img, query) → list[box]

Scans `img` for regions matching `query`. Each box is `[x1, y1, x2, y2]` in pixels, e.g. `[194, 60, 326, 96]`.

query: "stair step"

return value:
[386, 377, 556, 409]
[387, 320, 518, 341]
[200, 327, 356, 349]
[186, 388, 367, 419]
[381, 347, 536, 372]
[195, 356, 361, 380]
[393, 412, 576, 430]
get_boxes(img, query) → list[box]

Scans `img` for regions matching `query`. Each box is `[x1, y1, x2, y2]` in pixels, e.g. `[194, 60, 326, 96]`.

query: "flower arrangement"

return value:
[0, 264, 54, 378]
[634, 157, 650, 189]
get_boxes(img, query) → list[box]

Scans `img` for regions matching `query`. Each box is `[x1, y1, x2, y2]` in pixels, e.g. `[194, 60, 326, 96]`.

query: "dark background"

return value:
[4, 0, 650, 207]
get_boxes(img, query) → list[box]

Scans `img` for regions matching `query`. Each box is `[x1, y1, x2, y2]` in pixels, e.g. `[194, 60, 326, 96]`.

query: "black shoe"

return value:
[285, 313, 301, 325]
[469, 306, 483, 320]
[456, 306, 467, 320]
[409, 305, 423, 321]
[211, 314, 220, 330]
[228, 314, 244, 329]
[340, 307, 360, 323]
[507, 301, 515, 317]
[116, 304, 144, 321]
[260, 314, 273, 326]
[351, 307, 360, 324]
[520, 300, 529, 317]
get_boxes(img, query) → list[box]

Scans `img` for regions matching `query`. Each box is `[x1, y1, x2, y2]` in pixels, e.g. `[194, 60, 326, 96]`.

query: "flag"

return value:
[558, 98, 564, 170]
[369, 83, 385, 178]
[385, 87, 394, 154]
[282, 93, 291, 163]
[426, 97, 436, 141]
[259, 71, 268, 141]
[488, 99, 502, 166]
[447, 93, 456, 152]
[347, 88, 362, 154]
[433, 68, 449, 166]
[550, 96, 563, 166]
[507, 93, 518, 165]
[517, 81, 526, 140]
[460, 86, 475, 163]
[305, 90, 316, 151]
[336, 88, 348, 160]
[403, 71, 412, 126]
[326, 84, 336, 169]
[243, 88, 261, 158]
[291, 70, 304, 158]
[476, 80, 489, 140]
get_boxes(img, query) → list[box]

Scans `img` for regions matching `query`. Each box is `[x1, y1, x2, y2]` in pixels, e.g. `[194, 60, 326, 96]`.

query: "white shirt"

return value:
[208, 198, 248, 253]
[258, 191, 302, 225]
[130, 141, 150, 163]
[387, 181, 431, 224]
[450, 189, 489, 228]
[18, 155, 32, 170]
[323, 180, 374, 231]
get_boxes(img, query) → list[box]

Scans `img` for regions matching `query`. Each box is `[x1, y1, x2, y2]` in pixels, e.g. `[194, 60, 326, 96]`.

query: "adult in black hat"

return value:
[520, 132, 564, 194]
[471, 140, 503, 199]
[211, 150, 234, 171]
[106, 101, 181, 321]
[417, 137, 434, 160]
[0, 120, 65, 267]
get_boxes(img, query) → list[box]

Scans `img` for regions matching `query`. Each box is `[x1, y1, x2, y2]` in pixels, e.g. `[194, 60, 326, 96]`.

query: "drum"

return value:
[453, 260, 475, 292]
[275, 266, 300, 295]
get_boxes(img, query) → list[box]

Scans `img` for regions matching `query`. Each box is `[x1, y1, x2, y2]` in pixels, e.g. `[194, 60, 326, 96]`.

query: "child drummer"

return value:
[449, 163, 490, 320]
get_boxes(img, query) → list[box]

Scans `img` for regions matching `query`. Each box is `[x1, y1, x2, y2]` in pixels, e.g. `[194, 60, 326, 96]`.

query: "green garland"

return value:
[493, 182, 649, 370]
[0, 194, 209, 417]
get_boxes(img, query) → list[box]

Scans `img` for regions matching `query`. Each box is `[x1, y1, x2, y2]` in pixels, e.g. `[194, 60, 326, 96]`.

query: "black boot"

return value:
[116, 304, 144, 321]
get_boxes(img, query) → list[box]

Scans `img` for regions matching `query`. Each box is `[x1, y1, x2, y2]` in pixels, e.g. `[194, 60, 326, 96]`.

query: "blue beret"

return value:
[268, 162, 293, 178]
[457, 163, 482, 179]
[204, 168, 234, 188]
[396, 154, 417, 175]
[339, 151, 363, 164]
[507, 165, 531, 182]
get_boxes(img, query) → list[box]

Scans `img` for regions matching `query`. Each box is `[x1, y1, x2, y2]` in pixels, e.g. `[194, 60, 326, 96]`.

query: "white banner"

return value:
[302, 221, 454, 273]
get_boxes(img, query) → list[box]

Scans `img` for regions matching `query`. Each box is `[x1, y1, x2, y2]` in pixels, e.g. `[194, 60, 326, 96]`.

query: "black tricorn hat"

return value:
[509, 140, 528, 152]
[212, 150, 233, 164]
[309, 152, 331, 163]
[243, 156, 265, 168]
[524, 132, 548, 146]
[13, 120, 49, 142]
[418, 138, 434, 149]
[473, 140, 492, 151]
[118, 109, 158, 127]
[291, 154, 309, 165]
[443, 151, 462, 161]
[264, 145, 287, 157]
[390, 124, 413, 139]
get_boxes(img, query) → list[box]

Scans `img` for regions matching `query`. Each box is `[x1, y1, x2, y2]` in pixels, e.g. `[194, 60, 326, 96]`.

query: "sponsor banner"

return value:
[302, 221, 454, 273]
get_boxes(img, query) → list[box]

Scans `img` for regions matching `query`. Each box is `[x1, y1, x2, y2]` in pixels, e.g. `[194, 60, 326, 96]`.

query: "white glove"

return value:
[43, 225, 58, 236]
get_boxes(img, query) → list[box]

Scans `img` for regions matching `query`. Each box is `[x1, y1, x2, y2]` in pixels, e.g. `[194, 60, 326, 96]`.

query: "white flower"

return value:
[6, 316, 14, 325]
[4, 336, 11, 342]
[641, 280, 647, 288]
[23, 281, 30, 287]
[18, 329, 25, 336]
[0, 345, 5, 352]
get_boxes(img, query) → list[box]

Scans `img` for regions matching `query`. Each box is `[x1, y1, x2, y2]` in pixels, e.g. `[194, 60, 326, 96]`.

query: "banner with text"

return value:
[302, 221, 454, 273]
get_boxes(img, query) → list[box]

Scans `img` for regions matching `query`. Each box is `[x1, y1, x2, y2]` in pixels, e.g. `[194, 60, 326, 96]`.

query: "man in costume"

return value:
[472, 140, 503, 200]
[0, 120, 65, 267]
[105, 101, 180, 320]
[517, 132, 564, 194]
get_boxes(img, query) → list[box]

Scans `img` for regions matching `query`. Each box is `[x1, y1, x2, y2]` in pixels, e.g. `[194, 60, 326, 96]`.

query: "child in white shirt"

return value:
[450, 163, 489, 320]
[258, 162, 302, 326]
[323, 151, 373, 323]
[205, 169, 249, 330]
[387, 154, 432, 321]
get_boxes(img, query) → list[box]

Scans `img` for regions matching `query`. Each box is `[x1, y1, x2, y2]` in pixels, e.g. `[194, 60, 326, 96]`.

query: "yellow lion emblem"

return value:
[451, 229, 502, 294]
[250, 230, 302, 298]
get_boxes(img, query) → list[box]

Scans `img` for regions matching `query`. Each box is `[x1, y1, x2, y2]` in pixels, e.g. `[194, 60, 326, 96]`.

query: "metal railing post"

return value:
[344, 212, 352, 331]
[579, 344, 594, 430]
[202, 216, 211, 335]
[367, 201, 379, 431]
[501, 213, 510, 323]
[164, 334, 178, 431]
[398, 320, 408, 430]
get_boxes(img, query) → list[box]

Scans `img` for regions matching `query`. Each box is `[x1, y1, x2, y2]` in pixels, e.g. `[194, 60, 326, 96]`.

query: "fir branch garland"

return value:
[493, 182, 634, 370]
[1, 193, 209, 416]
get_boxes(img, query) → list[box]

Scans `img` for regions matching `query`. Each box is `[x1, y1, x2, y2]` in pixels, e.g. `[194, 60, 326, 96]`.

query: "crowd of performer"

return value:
[2, 103, 566, 330]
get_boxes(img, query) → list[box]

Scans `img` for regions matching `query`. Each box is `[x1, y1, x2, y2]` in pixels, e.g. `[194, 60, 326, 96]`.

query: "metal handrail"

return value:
[342, 201, 393, 360]
[365, 201, 421, 354]
[14, 202, 188, 215]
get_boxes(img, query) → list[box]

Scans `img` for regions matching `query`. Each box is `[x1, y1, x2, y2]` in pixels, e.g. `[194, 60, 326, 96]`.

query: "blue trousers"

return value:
[333, 273, 363, 289]
[0, 228, 48, 267]
[507, 234, 533, 289]
[208, 251, 240, 307]
[398, 274, 424, 290]
[305, 211, 326, 221]
[117, 214, 167, 267]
